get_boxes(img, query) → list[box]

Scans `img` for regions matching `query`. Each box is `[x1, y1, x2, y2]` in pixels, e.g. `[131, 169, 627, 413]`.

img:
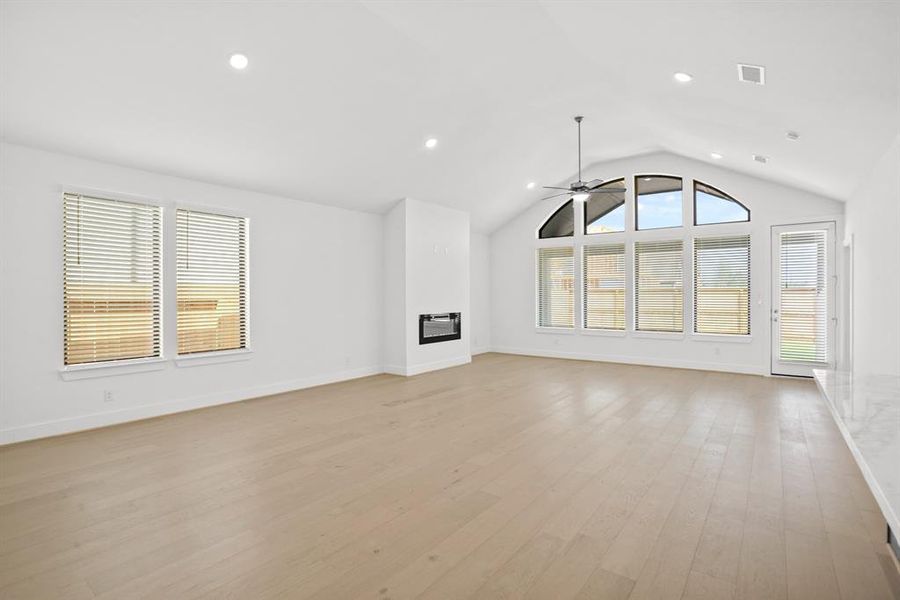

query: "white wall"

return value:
[844, 135, 900, 376]
[0, 143, 384, 443]
[490, 151, 843, 375]
[382, 201, 407, 369]
[470, 232, 491, 354]
[382, 198, 471, 375]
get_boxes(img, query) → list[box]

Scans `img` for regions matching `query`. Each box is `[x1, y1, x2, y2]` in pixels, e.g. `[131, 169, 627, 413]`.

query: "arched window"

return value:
[538, 199, 575, 239]
[584, 179, 626, 234]
[694, 181, 749, 225]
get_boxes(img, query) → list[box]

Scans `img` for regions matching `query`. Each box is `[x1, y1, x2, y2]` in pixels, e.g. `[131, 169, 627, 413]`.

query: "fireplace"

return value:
[418, 313, 461, 345]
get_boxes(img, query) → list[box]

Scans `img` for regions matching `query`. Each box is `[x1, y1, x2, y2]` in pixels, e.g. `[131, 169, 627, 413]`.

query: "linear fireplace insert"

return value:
[419, 313, 461, 345]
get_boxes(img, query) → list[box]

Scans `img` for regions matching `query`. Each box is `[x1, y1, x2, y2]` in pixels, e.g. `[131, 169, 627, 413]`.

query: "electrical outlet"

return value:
[344, 356, 351, 367]
[103, 390, 114, 403]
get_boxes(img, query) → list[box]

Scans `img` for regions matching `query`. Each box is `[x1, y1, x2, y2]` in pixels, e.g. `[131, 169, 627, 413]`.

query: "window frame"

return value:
[692, 234, 751, 337]
[693, 180, 750, 226]
[59, 190, 254, 379]
[633, 238, 685, 334]
[582, 242, 626, 331]
[535, 245, 576, 330]
[634, 174, 684, 232]
[583, 178, 626, 235]
[533, 173, 752, 343]
[174, 204, 251, 360]
[537, 198, 576, 240]
[60, 187, 165, 377]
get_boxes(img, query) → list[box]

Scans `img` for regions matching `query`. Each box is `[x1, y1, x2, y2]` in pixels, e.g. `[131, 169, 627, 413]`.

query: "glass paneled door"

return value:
[771, 222, 836, 376]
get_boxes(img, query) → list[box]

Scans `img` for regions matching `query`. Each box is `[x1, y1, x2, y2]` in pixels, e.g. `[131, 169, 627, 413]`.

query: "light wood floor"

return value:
[1, 353, 898, 600]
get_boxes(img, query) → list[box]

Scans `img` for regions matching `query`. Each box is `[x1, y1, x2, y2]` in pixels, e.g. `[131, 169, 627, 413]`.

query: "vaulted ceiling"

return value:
[2, 1, 898, 231]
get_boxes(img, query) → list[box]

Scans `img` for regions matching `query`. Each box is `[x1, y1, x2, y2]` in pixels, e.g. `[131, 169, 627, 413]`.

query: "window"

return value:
[778, 230, 827, 362]
[694, 181, 749, 225]
[537, 247, 574, 328]
[693, 235, 750, 335]
[63, 192, 162, 365]
[176, 209, 248, 355]
[636, 175, 682, 230]
[635, 240, 683, 332]
[538, 199, 575, 239]
[584, 244, 625, 330]
[584, 179, 626, 234]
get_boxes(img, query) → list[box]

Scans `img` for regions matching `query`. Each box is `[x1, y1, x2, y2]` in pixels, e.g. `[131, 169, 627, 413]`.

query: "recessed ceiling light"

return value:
[229, 53, 249, 70]
[424, 138, 438, 149]
[786, 131, 800, 141]
[642, 177, 652, 181]
[673, 72, 693, 83]
[710, 152, 723, 160]
[526, 182, 536, 190]
[572, 192, 590, 202]
[752, 154, 768, 164]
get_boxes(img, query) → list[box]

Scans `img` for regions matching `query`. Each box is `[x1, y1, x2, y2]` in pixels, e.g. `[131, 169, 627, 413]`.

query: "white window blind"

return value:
[635, 240, 683, 332]
[537, 247, 574, 328]
[63, 192, 162, 365]
[176, 209, 248, 355]
[693, 235, 750, 335]
[583, 244, 625, 330]
[779, 230, 827, 362]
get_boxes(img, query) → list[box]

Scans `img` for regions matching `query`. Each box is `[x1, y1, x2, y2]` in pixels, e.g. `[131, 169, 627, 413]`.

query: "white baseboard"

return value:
[384, 355, 472, 377]
[0, 365, 382, 445]
[490, 346, 766, 376]
[471, 346, 491, 356]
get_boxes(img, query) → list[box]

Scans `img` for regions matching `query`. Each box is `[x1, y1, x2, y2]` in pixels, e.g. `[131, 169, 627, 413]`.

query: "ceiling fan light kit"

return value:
[541, 115, 626, 202]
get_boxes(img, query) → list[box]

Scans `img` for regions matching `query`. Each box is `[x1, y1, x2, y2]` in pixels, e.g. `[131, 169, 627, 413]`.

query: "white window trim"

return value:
[630, 331, 686, 340]
[175, 348, 254, 367]
[691, 333, 754, 344]
[60, 357, 167, 381]
[580, 328, 627, 338]
[535, 245, 577, 330]
[535, 327, 576, 335]
[59, 185, 166, 376]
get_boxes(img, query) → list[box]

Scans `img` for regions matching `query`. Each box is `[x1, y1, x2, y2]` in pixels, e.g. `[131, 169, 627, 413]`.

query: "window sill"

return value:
[60, 357, 167, 381]
[535, 327, 576, 335]
[580, 328, 627, 337]
[691, 333, 753, 344]
[631, 330, 685, 340]
[174, 349, 253, 368]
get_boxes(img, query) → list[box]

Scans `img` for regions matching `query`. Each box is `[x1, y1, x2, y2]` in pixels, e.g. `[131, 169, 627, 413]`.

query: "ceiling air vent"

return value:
[753, 154, 768, 164]
[737, 63, 765, 85]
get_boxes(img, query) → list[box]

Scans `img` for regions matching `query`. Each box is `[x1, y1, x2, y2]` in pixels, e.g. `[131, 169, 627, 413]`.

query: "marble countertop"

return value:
[813, 369, 900, 534]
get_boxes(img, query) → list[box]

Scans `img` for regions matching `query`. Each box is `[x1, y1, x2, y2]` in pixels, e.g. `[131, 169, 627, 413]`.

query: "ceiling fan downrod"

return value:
[575, 115, 583, 185]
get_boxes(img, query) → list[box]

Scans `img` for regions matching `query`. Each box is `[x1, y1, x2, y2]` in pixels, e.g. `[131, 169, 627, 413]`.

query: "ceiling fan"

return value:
[541, 116, 626, 202]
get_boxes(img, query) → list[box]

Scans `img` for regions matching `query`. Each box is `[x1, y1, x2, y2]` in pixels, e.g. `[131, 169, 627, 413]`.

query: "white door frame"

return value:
[770, 221, 836, 377]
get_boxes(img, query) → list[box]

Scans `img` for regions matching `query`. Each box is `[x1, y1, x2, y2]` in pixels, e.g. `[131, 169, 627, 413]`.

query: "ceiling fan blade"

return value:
[588, 188, 626, 193]
[585, 178, 604, 188]
[542, 186, 573, 191]
[539, 192, 572, 201]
